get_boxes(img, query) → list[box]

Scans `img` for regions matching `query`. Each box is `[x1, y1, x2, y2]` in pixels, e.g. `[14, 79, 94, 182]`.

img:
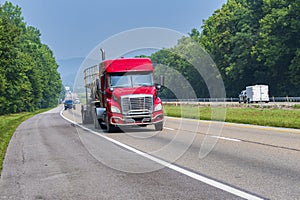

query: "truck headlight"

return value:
[154, 103, 162, 111]
[111, 106, 121, 113]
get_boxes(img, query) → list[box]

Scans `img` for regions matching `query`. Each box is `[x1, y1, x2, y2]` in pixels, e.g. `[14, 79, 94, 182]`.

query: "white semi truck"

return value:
[239, 85, 269, 103]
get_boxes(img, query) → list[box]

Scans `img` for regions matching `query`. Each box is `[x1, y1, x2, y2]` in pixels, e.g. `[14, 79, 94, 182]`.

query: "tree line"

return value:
[0, 2, 62, 114]
[151, 0, 300, 98]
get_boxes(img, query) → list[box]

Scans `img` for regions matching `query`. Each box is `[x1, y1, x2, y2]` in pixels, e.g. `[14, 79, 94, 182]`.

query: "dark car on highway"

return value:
[64, 100, 75, 110]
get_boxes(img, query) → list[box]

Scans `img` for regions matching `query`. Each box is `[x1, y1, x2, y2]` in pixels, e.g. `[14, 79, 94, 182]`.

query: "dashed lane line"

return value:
[164, 127, 240, 142]
[211, 136, 241, 142]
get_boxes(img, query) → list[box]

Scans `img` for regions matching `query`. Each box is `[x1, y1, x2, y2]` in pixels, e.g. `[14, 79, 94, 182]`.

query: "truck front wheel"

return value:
[105, 115, 115, 133]
[99, 119, 106, 129]
[106, 123, 115, 133]
[155, 122, 163, 131]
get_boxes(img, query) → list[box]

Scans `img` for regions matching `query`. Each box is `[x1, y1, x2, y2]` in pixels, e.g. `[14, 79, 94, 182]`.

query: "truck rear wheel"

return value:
[82, 112, 88, 124]
[93, 109, 100, 129]
[94, 118, 100, 129]
[81, 105, 92, 124]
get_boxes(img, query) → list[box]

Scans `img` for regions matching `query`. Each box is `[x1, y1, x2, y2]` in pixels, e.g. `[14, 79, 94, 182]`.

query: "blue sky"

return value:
[4, 0, 226, 60]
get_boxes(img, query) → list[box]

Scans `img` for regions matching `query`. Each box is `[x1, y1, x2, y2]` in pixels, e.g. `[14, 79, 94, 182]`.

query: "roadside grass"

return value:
[0, 109, 49, 175]
[293, 104, 300, 109]
[163, 105, 300, 129]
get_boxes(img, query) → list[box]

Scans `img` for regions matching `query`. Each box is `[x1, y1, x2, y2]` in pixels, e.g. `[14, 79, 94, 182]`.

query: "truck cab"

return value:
[238, 90, 247, 103]
[82, 55, 164, 132]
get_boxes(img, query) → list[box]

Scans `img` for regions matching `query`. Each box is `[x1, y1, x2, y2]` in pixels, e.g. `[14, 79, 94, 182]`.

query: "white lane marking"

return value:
[164, 127, 175, 131]
[211, 136, 241, 142]
[60, 110, 263, 200]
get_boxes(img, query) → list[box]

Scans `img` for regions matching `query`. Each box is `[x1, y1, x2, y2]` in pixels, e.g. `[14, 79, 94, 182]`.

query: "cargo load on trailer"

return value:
[81, 48, 164, 132]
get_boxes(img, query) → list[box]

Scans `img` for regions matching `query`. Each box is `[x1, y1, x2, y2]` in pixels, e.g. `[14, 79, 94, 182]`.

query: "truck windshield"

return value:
[109, 72, 153, 88]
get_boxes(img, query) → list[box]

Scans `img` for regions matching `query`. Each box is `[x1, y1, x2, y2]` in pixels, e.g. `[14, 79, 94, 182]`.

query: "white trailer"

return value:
[245, 85, 269, 103]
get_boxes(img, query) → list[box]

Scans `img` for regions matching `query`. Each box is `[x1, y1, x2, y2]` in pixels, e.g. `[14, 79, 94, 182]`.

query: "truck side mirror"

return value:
[156, 84, 162, 91]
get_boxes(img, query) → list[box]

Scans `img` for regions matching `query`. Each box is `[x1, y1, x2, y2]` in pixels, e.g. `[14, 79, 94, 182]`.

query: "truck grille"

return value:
[121, 95, 153, 115]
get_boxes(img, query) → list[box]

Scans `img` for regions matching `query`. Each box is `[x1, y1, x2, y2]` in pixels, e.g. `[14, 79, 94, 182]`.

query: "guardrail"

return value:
[270, 97, 300, 102]
[162, 97, 300, 102]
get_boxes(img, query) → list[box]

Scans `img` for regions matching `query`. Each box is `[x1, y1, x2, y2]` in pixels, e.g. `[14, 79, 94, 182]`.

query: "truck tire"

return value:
[81, 105, 87, 124]
[81, 106, 88, 124]
[81, 109, 93, 124]
[82, 111, 87, 124]
[105, 115, 115, 133]
[106, 123, 115, 133]
[155, 122, 163, 131]
[99, 119, 106, 129]
[94, 118, 100, 129]
[93, 109, 100, 129]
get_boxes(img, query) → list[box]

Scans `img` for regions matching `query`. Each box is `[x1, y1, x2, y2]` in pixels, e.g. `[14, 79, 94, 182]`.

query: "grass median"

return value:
[163, 105, 300, 129]
[0, 109, 49, 175]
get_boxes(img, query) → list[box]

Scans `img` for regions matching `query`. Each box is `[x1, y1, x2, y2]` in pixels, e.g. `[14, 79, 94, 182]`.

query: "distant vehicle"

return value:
[239, 85, 269, 103]
[74, 98, 80, 104]
[64, 100, 76, 110]
[238, 90, 247, 103]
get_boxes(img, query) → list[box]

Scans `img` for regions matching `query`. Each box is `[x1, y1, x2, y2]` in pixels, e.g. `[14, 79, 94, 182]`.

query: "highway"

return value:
[1, 106, 300, 199]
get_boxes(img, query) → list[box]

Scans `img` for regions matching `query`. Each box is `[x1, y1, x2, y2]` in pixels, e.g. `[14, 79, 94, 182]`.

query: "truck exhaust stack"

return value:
[100, 48, 105, 61]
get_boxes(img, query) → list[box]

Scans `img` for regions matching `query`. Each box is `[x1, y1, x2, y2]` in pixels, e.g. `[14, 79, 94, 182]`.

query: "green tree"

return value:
[200, 0, 266, 96]
[253, 0, 300, 95]
[0, 2, 62, 114]
[0, 4, 27, 113]
[39, 44, 62, 108]
[199, 0, 300, 96]
[151, 37, 211, 99]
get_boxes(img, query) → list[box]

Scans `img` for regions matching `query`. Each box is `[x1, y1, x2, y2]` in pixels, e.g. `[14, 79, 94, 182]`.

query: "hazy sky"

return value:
[4, 0, 226, 60]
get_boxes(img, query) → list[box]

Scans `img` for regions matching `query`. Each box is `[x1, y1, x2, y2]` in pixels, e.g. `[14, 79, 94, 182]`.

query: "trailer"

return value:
[239, 85, 269, 103]
[81, 49, 164, 132]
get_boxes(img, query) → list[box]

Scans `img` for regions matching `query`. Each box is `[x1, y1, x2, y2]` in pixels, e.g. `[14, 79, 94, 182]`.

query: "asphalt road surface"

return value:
[1, 106, 300, 199]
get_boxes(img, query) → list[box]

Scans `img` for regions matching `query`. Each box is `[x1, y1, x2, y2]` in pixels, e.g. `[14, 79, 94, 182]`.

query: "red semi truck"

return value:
[81, 49, 164, 132]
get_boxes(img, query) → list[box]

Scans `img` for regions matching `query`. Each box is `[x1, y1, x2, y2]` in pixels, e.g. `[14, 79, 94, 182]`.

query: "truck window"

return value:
[108, 72, 153, 88]
[109, 73, 131, 88]
[132, 72, 153, 87]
